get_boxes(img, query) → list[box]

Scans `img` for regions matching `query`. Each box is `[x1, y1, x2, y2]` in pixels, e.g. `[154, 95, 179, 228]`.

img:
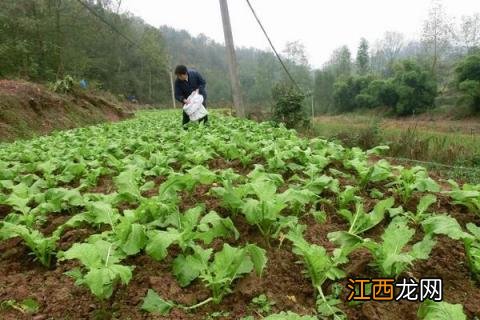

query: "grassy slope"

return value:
[311, 113, 480, 183]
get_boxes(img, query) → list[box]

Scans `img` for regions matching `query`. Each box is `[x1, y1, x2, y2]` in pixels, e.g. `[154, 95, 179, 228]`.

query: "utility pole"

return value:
[167, 54, 176, 109]
[219, 0, 244, 117]
[169, 70, 176, 109]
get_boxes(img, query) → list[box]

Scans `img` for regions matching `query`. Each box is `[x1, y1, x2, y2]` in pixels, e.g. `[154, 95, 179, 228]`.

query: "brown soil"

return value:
[0, 241, 314, 320]
[57, 227, 98, 251]
[40, 212, 75, 236]
[141, 176, 167, 198]
[85, 175, 115, 194]
[411, 236, 480, 318]
[332, 234, 480, 320]
[4, 206, 477, 320]
[303, 214, 349, 253]
[0, 239, 98, 320]
[179, 184, 222, 213]
[207, 157, 258, 176]
[1, 165, 480, 319]
[0, 204, 13, 219]
[0, 80, 135, 142]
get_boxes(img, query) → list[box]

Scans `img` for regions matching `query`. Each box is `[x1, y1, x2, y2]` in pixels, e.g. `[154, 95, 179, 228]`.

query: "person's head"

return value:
[175, 65, 188, 80]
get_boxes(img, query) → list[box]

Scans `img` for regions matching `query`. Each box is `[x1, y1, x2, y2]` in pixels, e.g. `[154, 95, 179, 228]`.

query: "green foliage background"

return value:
[0, 0, 171, 104]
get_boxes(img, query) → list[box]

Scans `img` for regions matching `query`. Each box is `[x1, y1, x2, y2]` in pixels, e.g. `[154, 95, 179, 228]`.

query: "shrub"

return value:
[50, 75, 75, 94]
[333, 75, 375, 112]
[331, 62, 436, 116]
[367, 80, 399, 108]
[333, 79, 357, 112]
[392, 60, 437, 116]
[456, 54, 480, 82]
[458, 80, 480, 111]
[354, 93, 377, 109]
[456, 54, 480, 112]
[271, 83, 310, 129]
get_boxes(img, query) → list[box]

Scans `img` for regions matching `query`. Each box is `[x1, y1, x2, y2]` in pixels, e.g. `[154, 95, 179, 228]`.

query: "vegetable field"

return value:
[1, 110, 479, 320]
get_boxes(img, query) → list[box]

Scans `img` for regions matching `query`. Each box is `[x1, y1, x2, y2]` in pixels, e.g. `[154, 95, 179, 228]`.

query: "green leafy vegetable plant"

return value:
[421, 215, 472, 240]
[387, 166, 440, 204]
[262, 312, 318, 320]
[388, 194, 437, 224]
[417, 300, 466, 320]
[345, 157, 392, 189]
[337, 186, 361, 210]
[0, 298, 39, 314]
[0, 222, 60, 267]
[328, 197, 394, 253]
[59, 238, 133, 299]
[463, 223, 480, 279]
[287, 226, 346, 319]
[145, 206, 238, 261]
[339, 197, 394, 236]
[251, 294, 275, 316]
[141, 289, 174, 315]
[210, 179, 251, 213]
[364, 218, 436, 277]
[173, 243, 267, 304]
[446, 180, 480, 215]
[239, 175, 299, 243]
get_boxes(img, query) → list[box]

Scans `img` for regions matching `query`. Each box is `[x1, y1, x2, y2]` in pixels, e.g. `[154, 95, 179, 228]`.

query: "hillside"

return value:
[0, 80, 136, 142]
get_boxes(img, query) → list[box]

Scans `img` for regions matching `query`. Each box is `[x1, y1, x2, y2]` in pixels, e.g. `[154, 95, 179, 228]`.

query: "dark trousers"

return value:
[182, 102, 208, 126]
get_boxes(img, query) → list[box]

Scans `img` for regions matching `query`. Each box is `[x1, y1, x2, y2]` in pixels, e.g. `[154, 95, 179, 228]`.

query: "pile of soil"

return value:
[0, 80, 136, 142]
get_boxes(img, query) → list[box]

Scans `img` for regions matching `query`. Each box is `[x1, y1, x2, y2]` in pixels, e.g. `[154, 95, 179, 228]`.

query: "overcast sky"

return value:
[122, 0, 480, 67]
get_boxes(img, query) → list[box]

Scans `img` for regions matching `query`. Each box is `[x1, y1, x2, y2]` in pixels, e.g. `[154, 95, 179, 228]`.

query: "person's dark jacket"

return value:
[174, 68, 207, 104]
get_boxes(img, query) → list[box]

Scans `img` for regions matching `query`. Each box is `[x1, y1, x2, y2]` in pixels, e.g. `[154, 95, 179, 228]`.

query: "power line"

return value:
[75, 0, 138, 47]
[245, 0, 303, 93]
[75, 0, 171, 62]
[75, 0, 177, 108]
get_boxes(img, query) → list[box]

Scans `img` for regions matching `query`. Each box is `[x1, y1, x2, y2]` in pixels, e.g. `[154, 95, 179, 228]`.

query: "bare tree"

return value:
[459, 13, 480, 52]
[370, 31, 404, 76]
[422, 0, 454, 75]
[381, 31, 405, 63]
[283, 40, 309, 66]
[327, 46, 352, 78]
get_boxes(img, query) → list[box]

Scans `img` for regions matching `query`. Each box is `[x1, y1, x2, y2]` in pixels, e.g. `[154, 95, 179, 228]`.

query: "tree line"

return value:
[1, 0, 479, 115]
[0, 0, 171, 104]
[160, 26, 312, 110]
[0, 0, 311, 109]
[315, 0, 480, 115]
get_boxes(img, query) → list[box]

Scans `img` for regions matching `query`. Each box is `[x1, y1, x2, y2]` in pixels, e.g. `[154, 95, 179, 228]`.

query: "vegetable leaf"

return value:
[417, 300, 466, 320]
[365, 219, 436, 277]
[422, 215, 472, 240]
[141, 289, 174, 315]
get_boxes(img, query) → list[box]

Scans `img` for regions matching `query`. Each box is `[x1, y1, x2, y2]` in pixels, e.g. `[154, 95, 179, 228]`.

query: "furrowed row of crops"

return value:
[1, 110, 479, 319]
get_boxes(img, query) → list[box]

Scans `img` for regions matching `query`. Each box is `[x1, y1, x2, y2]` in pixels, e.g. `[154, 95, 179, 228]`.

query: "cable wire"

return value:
[75, 0, 138, 47]
[245, 0, 304, 93]
[75, 0, 176, 107]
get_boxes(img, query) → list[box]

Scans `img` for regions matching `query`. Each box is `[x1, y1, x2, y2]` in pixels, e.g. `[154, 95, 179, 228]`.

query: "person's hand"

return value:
[183, 99, 188, 104]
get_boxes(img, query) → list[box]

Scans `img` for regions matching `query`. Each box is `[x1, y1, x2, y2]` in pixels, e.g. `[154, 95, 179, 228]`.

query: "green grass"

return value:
[310, 117, 480, 183]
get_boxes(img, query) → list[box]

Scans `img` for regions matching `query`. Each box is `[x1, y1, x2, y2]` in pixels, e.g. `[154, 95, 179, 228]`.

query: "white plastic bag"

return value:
[183, 91, 208, 121]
